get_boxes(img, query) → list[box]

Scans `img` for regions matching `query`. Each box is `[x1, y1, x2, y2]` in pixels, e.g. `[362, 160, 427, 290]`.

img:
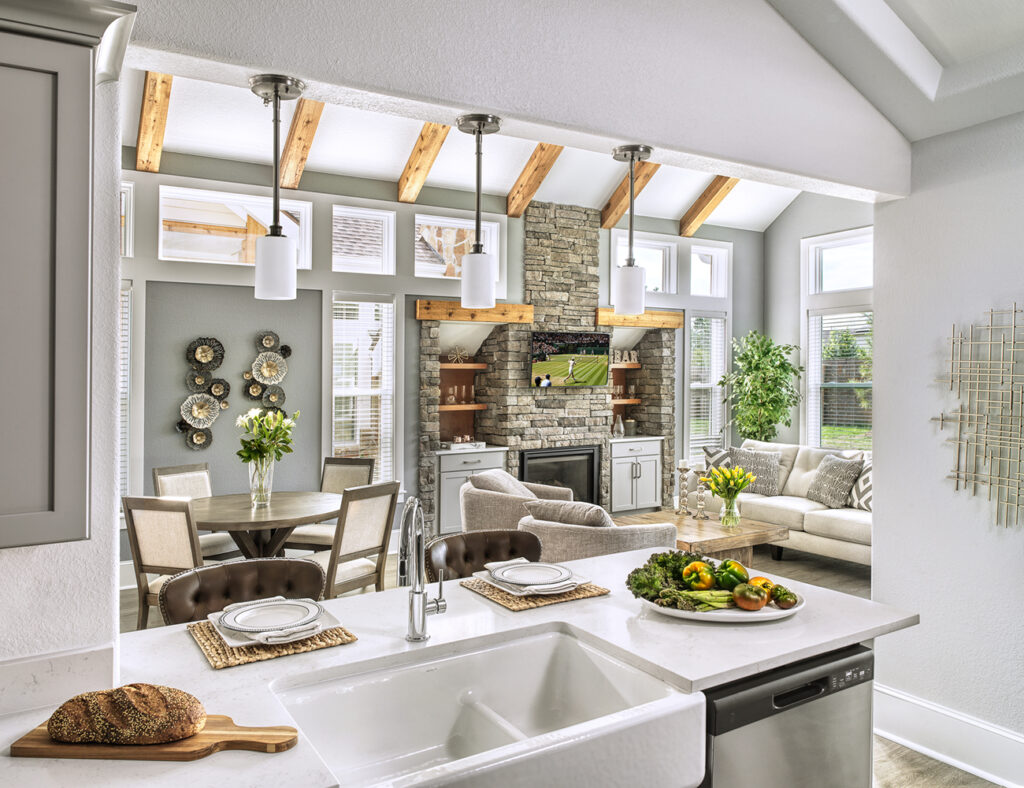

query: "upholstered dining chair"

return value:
[284, 457, 376, 552]
[425, 530, 542, 583]
[157, 558, 326, 625]
[151, 462, 239, 559]
[307, 481, 399, 599]
[123, 496, 207, 630]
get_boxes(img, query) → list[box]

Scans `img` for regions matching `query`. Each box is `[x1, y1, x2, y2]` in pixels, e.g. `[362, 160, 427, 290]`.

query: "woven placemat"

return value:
[187, 620, 357, 670]
[460, 578, 610, 611]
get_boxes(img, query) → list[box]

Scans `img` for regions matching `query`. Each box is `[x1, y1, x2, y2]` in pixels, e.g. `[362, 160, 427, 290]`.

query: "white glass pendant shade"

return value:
[460, 251, 497, 308]
[254, 235, 297, 300]
[613, 263, 646, 315]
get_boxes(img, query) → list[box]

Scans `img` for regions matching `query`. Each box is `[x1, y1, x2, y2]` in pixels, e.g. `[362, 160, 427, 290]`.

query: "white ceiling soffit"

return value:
[124, 0, 908, 200]
[767, 0, 1024, 142]
[438, 323, 496, 358]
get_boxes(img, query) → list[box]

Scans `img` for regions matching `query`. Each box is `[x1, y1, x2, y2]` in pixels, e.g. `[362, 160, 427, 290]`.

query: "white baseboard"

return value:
[874, 683, 1024, 788]
[0, 644, 115, 716]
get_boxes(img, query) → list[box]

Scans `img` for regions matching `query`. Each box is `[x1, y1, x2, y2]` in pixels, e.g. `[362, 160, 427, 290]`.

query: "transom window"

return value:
[332, 204, 396, 275]
[811, 233, 872, 293]
[690, 245, 729, 298]
[612, 231, 677, 293]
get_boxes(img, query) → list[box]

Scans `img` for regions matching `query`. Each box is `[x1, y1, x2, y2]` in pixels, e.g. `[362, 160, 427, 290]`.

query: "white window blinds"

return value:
[807, 311, 872, 450]
[118, 287, 132, 498]
[689, 315, 727, 461]
[332, 296, 395, 482]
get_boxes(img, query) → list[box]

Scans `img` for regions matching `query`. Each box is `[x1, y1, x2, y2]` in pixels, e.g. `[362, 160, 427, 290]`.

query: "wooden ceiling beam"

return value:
[599, 160, 661, 229]
[136, 71, 173, 173]
[506, 142, 564, 217]
[397, 122, 450, 203]
[678, 175, 739, 237]
[279, 98, 325, 190]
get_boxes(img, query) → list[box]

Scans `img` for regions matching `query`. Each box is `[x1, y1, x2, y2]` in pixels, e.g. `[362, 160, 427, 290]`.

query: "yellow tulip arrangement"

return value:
[699, 466, 756, 527]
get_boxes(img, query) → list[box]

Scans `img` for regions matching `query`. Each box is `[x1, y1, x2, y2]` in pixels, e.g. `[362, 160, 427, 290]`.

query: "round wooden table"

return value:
[190, 492, 342, 558]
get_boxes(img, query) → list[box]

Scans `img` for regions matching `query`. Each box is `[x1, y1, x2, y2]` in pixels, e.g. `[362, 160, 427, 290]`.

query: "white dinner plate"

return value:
[640, 595, 804, 623]
[490, 562, 573, 586]
[219, 598, 323, 633]
[472, 570, 585, 597]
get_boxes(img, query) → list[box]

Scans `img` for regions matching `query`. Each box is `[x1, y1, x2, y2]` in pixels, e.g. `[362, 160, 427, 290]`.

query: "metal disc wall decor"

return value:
[186, 337, 224, 371]
[185, 370, 210, 393]
[253, 352, 288, 385]
[208, 378, 230, 400]
[246, 381, 265, 400]
[180, 393, 220, 429]
[186, 427, 213, 450]
[256, 330, 280, 351]
[262, 385, 285, 408]
[176, 337, 226, 450]
[242, 330, 293, 419]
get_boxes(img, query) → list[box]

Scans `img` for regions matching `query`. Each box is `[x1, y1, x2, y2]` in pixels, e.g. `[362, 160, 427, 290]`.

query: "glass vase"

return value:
[612, 414, 626, 437]
[249, 456, 275, 508]
[720, 496, 741, 528]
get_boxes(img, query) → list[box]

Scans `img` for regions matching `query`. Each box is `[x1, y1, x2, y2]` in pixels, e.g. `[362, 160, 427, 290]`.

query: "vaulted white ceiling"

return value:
[120, 69, 800, 232]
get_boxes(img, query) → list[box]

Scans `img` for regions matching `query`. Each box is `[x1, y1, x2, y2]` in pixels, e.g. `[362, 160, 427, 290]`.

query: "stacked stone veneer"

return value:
[418, 201, 675, 530]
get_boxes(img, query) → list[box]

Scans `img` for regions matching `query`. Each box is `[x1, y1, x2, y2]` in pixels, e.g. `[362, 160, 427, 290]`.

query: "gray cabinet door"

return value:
[438, 472, 473, 535]
[0, 31, 92, 547]
[610, 458, 637, 513]
[634, 456, 662, 510]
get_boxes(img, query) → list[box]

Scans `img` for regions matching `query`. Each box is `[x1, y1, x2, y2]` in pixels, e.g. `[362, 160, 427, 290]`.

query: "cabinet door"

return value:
[610, 458, 637, 513]
[438, 471, 473, 535]
[634, 457, 662, 510]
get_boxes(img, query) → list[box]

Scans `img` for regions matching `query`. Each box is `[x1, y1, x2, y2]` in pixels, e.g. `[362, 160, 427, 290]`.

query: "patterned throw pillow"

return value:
[729, 447, 782, 496]
[807, 455, 865, 509]
[850, 459, 873, 511]
[703, 446, 733, 471]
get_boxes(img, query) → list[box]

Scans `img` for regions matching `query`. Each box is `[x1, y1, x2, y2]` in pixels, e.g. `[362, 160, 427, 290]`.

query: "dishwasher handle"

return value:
[773, 679, 827, 709]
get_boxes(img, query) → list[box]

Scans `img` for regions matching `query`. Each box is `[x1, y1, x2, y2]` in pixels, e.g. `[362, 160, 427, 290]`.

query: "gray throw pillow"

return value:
[522, 499, 614, 527]
[808, 455, 865, 509]
[729, 447, 782, 496]
[849, 459, 873, 512]
[468, 469, 536, 499]
[703, 446, 732, 471]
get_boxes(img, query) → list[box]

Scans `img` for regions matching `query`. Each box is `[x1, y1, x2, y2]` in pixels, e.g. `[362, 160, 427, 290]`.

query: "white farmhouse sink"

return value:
[272, 622, 705, 787]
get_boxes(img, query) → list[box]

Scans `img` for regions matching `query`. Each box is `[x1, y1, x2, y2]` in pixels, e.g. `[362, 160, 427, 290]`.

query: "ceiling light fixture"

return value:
[250, 74, 305, 300]
[611, 144, 652, 316]
[456, 113, 502, 309]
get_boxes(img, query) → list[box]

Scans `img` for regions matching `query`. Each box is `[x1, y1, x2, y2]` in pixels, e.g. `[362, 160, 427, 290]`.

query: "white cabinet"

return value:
[610, 438, 664, 513]
[435, 449, 508, 535]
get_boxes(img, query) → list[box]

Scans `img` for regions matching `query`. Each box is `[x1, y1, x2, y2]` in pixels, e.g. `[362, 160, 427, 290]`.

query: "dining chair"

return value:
[307, 481, 399, 599]
[151, 462, 239, 560]
[425, 530, 542, 582]
[123, 496, 206, 630]
[284, 457, 376, 552]
[157, 558, 326, 625]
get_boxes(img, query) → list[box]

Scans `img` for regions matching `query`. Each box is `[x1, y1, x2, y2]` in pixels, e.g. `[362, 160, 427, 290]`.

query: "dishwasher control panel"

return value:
[831, 663, 873, 691]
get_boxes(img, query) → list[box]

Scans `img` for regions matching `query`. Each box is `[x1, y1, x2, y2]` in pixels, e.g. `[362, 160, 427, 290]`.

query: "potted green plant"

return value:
[718, 331, 803, 442]
[236, 408, 299, 507]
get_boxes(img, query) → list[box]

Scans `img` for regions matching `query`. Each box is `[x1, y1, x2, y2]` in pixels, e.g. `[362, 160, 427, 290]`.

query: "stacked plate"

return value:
[477, 560, 585, 596]
[211, 596, 337, 646]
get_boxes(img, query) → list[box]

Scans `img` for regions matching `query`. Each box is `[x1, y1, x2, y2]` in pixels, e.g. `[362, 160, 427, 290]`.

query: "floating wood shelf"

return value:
[416, 299, 534, 324]
[596, 307, 686, 329]
[611, 398, 642, 405]
[610, 362, 641, 370]
[439, 403, 487, 412]
[439, 363, 488, 370]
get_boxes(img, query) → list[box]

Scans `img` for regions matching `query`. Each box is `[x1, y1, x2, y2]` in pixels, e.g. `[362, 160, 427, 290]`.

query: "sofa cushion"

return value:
[807, 455, 864, 509]
[740, 440, 800, 491]
[704, 446, 732, 470]
[740, 496, 829, 531]
[781, 447, 864, 498]
[803, 508, 872, 546]
[730, 447, 782, 496]
[468, 469, 536, 499]
[522, 499, 614, 528]
[850, 458, 873, 512]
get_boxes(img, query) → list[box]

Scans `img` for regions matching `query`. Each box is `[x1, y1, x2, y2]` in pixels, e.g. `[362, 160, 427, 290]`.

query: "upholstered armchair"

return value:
[459, 469, 573, 532]
[517, 517, 677, 563]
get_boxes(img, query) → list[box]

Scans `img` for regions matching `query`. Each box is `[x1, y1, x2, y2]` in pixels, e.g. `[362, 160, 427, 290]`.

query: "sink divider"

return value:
[459, 695, 529, 742]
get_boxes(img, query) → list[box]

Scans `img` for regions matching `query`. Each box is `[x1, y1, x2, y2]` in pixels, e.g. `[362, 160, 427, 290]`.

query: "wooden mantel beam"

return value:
[599, 160, 661, 229]
[397, 122, 450, 203]
[279, 98, 325, 189]
[506, 143, 564, 217]
[415, 299, 534, 324]
[595, 307, 685, 329]
[136, 71, 173, 173]
[678, 175, 739, 237]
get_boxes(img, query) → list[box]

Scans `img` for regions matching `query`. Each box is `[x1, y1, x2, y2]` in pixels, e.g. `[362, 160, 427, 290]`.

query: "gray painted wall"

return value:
[763, 192, 873, 441]
[143, 282, 323, 496]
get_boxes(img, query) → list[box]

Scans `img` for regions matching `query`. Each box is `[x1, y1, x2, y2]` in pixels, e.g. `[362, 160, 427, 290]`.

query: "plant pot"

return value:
[720, 496, 741, 528]
[249, 456, 275, 508]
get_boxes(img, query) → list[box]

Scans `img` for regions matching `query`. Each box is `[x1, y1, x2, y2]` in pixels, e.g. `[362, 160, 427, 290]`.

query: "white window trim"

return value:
[684, 309, 731, 463]
[803, 226, 873, 300]
[610, 228, 678, 294]
[331, 204, 396, 275]
[120, 181, 134, 258]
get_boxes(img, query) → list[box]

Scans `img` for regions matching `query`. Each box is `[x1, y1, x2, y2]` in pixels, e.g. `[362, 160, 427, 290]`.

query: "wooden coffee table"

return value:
[614, 509, 788, 566]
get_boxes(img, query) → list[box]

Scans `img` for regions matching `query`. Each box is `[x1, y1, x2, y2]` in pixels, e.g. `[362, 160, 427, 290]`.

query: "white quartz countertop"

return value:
[0, 549, 917, 787]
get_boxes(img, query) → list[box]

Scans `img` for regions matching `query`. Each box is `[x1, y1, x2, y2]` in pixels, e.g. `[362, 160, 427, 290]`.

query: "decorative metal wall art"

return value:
[934, 304, 1024, 526]
[177, 336, 228, 450]
[243, 331, 292, 415]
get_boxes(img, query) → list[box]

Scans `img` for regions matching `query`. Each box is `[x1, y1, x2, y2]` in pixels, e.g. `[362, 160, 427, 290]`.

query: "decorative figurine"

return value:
[695, 469, 710, 520]
[675, 460, 691, 515]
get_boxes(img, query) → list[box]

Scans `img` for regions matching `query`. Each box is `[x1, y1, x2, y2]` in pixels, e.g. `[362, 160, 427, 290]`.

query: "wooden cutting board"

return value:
[10, 714, 297, 761]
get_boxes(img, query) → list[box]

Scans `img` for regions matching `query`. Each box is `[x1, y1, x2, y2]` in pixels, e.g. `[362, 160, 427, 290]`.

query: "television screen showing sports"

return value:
[530, 331, 610, 387]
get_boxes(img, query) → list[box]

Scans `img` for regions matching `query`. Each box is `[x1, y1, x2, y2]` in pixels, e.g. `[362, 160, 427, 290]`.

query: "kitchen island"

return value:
[0, 549, 917, 787]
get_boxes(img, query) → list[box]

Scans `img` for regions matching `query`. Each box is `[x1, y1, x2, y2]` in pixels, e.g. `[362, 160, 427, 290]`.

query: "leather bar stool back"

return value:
[426, 530, 542, 582]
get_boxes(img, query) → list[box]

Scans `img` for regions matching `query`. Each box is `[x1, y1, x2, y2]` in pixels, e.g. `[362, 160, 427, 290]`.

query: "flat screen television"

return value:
[530, 331, 610, 387]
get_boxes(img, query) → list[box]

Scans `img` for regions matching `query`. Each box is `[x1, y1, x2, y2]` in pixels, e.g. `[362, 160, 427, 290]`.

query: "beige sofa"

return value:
[688, 439, 871, 566]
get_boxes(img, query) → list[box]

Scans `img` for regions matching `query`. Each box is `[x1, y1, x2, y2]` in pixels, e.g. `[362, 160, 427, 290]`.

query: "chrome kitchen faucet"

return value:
[398, 497, 446, 641]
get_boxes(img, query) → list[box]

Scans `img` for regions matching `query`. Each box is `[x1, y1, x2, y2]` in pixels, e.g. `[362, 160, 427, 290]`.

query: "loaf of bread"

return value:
[47, 683, 206, 745]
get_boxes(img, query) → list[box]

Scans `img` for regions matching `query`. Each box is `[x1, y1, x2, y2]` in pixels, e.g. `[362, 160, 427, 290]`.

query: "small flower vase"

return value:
[249, 456, 275, 508]
[612, 414, 626, 437]
[720, 496, 741, 528]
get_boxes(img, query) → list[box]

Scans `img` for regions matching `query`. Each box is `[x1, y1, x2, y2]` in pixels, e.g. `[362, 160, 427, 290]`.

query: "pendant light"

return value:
[456, 114, 501, 309]
[249, 74, 305, 300]
[611, 144, 652, 316]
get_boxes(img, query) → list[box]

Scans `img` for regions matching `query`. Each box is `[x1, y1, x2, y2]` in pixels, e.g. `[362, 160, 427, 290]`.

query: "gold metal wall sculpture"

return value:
[934, 304, 1024, 525]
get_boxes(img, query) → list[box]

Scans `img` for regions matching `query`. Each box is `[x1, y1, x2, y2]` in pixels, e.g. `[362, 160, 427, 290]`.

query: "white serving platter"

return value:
[640, 596, 804, 623]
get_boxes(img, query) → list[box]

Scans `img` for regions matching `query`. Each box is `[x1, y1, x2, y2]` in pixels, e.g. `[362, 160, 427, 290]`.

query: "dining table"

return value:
[190, 491, 341, 558]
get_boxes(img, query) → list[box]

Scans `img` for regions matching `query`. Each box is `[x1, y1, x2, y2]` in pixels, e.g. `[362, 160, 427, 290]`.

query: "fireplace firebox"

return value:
[519, 446, 600, 504]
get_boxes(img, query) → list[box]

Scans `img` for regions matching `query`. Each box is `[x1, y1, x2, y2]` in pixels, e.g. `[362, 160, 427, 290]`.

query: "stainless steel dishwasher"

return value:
[700, 645, 874, 788]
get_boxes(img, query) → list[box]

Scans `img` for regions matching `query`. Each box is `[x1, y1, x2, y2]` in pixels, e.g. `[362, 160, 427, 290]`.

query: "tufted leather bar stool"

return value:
[425, 530, 542, 583]
[158, 558, 326, 625]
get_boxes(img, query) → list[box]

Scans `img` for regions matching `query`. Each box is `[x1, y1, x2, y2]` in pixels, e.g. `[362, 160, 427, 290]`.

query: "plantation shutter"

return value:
[118, 286, 132, 498]
[807, 311, 872, 450]
[332, 296, 395, 482]
[689, 315, 728, 462]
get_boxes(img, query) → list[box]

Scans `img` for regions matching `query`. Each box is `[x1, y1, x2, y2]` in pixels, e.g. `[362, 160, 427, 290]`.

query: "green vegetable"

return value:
[627, 551, 737, 612]
[714, 559, 749, 591]
[625, 566, 666, 600]
[657, 588, 735, 611]
[771, 584, 799, 609]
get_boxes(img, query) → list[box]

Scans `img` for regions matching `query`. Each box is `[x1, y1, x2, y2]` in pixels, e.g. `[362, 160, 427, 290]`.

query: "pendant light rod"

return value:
[249, 74, 306, 237]
[270, 84, 282, 236]
[612, 144, 652, 267]
[627, 155, 636, 264]
[457, 113, 501, 254]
